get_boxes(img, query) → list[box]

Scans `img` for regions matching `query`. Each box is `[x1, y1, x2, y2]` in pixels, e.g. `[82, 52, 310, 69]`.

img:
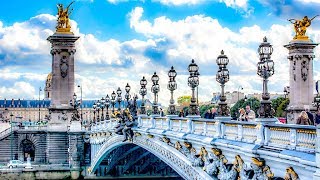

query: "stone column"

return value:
[284, 40, 318, 123]
[47, 33, 79, 130]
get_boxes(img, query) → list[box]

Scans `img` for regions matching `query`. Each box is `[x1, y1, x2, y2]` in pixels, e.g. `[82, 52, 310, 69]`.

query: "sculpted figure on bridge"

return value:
[250, 157, 274, 180]
[188, 147, 204, 167]
[288, 15, 318, 40]
[56, 1, 74, 33]
[122, 109, 135, 142]
[284, 167, 299, 180]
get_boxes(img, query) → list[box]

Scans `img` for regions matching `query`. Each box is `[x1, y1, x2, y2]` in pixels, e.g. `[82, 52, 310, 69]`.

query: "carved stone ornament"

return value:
[293, 60, 296, 81]
[284, 166, 299, 180]
[301, 60, 309, 81]
[60, 54, 69, 78]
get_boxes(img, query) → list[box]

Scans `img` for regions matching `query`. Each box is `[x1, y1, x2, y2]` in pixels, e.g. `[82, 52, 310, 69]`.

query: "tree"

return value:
[276, 98, 290, 117]
[199, 104, 217, 117]
[177, 96, 192, 107]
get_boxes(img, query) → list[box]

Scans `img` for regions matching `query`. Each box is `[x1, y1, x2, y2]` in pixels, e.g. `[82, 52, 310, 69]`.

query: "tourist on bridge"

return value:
[160, 108, 165, 117]
[315, 109, 320, 125]
[178, 109, 184, 117]
[305, 107, 315, 125]
[211, 108, 217, 119]
[245, 105, 255, 121]
[238, 108, 246, 121]
[204, 109, 212, 119]
[296, 111, 312, 125]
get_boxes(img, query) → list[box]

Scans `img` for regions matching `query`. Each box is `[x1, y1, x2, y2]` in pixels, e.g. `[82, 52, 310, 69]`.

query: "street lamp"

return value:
[257, 37, 275, 118]
[125, 83, 131, 107]
[151, 72, 160, 114]
[38, 87, 42, 122]
[105, 95, 110, 120]
[92, 102, 97, 124]
[96, 100, 101, 122]
[77, 85, 83, 121]
[188, 59, 200, 115]
[139, 77, 147, 115]
[167, 66, 177, 114]
[111, 91, 116, 113]
[10, 112, 13, 160]
[117, 87, 122, 111]
[100, 97, 105, 121]
[283, 86, 290, 99]
[216, 50, 230, 116]
[237, 86, 243, 102]
[69, 93, 81, 121]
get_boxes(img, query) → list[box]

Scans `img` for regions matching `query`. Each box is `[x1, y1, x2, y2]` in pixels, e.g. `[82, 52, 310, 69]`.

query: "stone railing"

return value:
[89, 116, 318, 153]
[264, 124, 316, 153]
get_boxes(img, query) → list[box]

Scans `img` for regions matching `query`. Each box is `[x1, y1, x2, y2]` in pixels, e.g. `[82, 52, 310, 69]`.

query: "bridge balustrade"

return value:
[89, 115, 317, 153]
[264, 124, 316, 153]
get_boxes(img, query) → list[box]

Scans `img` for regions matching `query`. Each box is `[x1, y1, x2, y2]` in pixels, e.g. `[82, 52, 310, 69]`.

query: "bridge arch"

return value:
[90, 135, 211, 180]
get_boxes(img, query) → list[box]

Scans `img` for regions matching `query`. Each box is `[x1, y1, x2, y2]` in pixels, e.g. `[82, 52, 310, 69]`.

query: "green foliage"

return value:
[276, 98, 290, 117]
[177, 96, 192, 107]
[230, 97, 260, 119]
[271, 97, 286, 112]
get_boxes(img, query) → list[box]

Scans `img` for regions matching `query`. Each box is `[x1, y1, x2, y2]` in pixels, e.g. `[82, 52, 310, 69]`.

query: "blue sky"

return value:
[0, 0, 320, 105]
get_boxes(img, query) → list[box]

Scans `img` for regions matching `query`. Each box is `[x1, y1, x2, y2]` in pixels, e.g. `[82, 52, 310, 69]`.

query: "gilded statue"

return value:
[284, 167, 299, 180]
[56, 1, 74, 34]
[288, 15, 319, 40]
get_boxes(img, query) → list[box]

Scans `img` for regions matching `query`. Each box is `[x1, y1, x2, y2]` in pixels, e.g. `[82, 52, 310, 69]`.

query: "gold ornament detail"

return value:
[147, 134, 154, 138]
[56, 1, 74, 34]
[284, 167, 299, 180]
[288, 15, 319, 41]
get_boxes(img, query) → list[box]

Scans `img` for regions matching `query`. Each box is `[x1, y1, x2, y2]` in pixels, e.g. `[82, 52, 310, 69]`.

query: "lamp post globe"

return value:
[257, 37, 275, 118]
[125, 83, 131, 107]
[105, 95, 110, 120]
[111, 91, 116, 113]
[92, 102, 97, 124]
[216, 50, 230, 116]
[116, 87, 122, 111]
[139, 77, 147, 115]
[167, 66, 177, 115]
[188, 59, 199, 115]
[100, 97, 105, 121]
[151, 72, 160, 114]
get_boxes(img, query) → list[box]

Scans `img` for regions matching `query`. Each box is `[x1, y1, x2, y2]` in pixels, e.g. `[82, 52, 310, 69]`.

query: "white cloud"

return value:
[156, 0, 204, 5]
[296, 0, 320, 3]
[1, 9, 320, 108]
[0, 82, 35, 99]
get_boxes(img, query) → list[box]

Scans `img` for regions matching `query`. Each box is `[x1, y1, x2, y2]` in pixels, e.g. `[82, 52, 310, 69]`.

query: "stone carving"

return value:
[288, 15, 318, 40]
[58, 111, 68, 121]
[60, 54, 69, 78]
[250, 157, 274, 180]
[71, 110, 80, 121]
[301, 60, 308, 81]
[284, 167, 299, 180]
[188, 147, 204, 167]
[160, 136, 174, 147]
[293, 60, 296, 81]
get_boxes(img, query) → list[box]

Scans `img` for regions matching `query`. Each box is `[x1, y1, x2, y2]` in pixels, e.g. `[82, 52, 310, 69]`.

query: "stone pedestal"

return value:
[284, 40, 318, 124]
[68, 132, 85, 179]
[47, 33, 79, 128]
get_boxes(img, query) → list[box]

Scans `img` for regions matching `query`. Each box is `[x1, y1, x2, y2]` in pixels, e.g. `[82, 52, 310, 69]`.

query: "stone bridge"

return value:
[88, 115, 320, 179]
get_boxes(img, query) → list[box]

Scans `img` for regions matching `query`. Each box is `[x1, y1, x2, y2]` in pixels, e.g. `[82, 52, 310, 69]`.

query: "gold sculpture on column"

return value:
[288, 15, 318, 40]
[56, 1, 74, 34]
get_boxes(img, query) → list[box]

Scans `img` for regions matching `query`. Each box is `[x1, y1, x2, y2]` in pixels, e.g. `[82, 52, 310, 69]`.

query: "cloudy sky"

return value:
[0, 0, 320, 106]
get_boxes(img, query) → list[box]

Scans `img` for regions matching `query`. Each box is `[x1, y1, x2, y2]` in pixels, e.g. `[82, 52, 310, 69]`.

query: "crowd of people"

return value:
[296, 108, 320, 125]
[203, 108, 217, 119]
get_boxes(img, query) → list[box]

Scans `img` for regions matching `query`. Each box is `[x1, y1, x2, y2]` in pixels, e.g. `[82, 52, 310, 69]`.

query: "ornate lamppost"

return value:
[188, 59, 199, 115]
[111, 91, 116, 113]
[92, 102, 97, 124]
[117, 87, 122, 111]
[139, 77, 147, 115]
[151, 72, 160, 114]
[69, 93, 81, 121]
[167, 66, 177, 114]
[216, 50, 230, 116]
[125, 83, 131, 107]
[283, 86, 290, 99]
[96, 100, 101, 122]
[105, 95, 110, 120]
[100, 97, 105, 121]
[257, 37, 275, 118]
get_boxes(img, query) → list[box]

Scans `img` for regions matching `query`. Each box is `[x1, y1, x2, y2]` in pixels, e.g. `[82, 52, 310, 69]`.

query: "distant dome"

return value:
[46, 73, 52, 84]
